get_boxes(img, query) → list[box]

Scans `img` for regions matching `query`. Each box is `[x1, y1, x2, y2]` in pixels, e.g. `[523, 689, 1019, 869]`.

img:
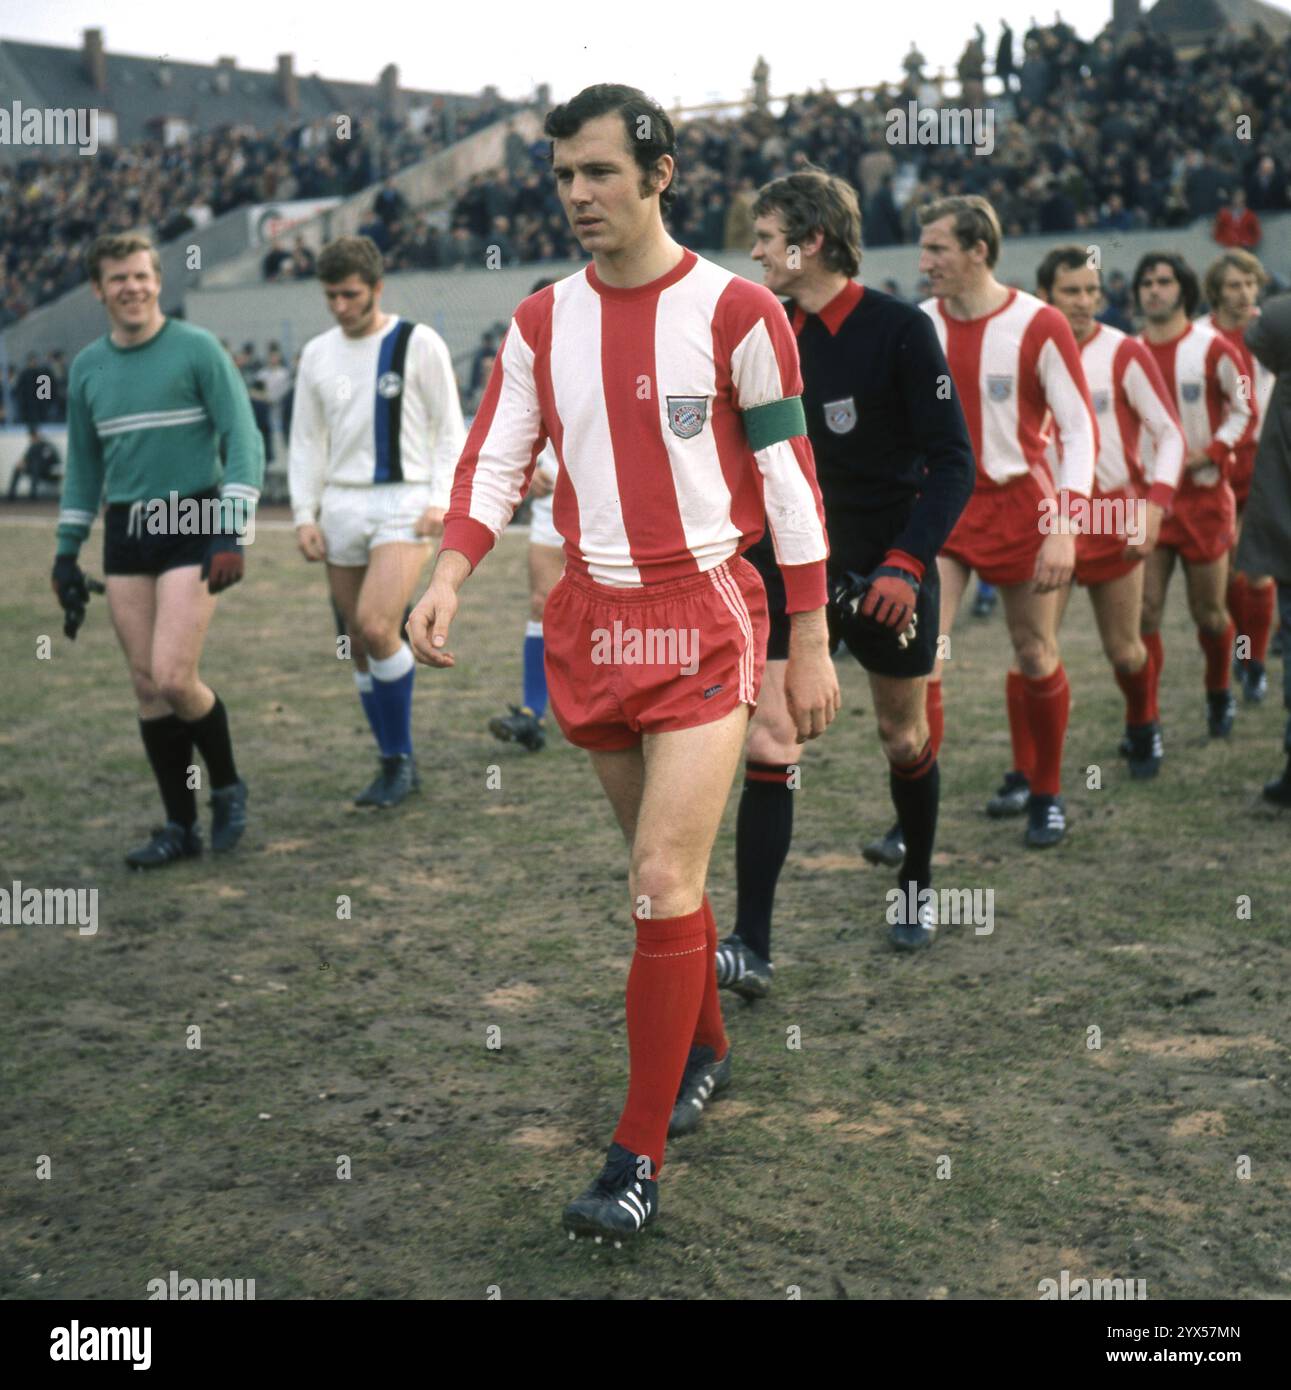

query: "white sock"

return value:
[354, 671, 374, 693]
[368, 643, 415, 683]
[525, 619, 543, 639]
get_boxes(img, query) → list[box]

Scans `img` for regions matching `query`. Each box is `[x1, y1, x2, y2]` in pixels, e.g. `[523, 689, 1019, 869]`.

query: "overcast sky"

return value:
[13, 0, 1281, 110]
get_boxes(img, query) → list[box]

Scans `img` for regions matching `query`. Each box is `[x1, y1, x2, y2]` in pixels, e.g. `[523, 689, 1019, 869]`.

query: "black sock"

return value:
[889, 741, 939, 891]
[733, 762, 795, 961]
[139, 715, 197, 827]
[184, 694, 238, 790]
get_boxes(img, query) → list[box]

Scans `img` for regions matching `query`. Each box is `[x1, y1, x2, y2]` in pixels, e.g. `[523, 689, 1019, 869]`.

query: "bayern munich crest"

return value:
[667, 395, 708, 439]
[1091, 389, 1110, 414]
[1182, 381, 1202, 403]
[987, 374, 1013, 402]
[377, 371, 403, 399]
[823, 396, 857, 434]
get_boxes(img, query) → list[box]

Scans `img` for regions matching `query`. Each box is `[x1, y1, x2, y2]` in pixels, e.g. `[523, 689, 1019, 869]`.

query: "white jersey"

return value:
[289, 316, 466, 526]
[1078, 324, 1185, 501]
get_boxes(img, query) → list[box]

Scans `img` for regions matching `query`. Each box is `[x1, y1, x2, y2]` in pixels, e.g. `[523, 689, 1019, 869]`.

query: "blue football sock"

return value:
[522, 620, 547, 718]
[354, 670, 382, 748]
[368, 644, 415, 757]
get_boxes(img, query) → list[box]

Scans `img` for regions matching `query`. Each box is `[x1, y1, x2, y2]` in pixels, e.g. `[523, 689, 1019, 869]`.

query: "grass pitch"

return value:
[1, 509, 1288, 1300]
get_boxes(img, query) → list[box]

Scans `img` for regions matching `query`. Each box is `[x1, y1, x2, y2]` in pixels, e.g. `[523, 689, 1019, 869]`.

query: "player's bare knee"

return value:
[1193, 602, 1228, 634]
[358, 616, 398, 656]
[1015, 637, 1057, 679]
[528, 593, 546, 623]
[154, 669, 197, 708]
[130, 668, 160, 705]
[1108, 639, 1146, 675]
[629, 852, 694, 915]
[878, 717, 924, 765]
[747, 722, 799, 767]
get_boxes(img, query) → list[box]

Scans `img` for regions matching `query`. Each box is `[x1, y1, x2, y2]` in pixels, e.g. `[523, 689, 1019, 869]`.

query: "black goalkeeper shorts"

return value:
[744, 500, 939, 678]
[104, 488, 219, 576]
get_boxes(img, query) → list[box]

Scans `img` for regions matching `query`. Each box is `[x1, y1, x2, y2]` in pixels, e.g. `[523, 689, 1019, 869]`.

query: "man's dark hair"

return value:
[1036, 244, 1100, 295]
[544, 84, 678, 212]
[1132, 251, 1199, 317]
[752, 169, 862, 278]
[317, 235, 384, 287]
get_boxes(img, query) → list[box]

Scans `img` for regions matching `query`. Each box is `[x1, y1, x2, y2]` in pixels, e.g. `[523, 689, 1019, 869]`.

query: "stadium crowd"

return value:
[0, 97, 522, 324]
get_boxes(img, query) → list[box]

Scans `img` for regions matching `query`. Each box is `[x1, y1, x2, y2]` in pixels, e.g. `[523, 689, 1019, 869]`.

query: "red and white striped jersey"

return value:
[921, 288, 1097, 499]
[1077, 324, 1185, 504]
[443, 248, 829, 612]
[1208, 312, 1275, 461]
[1138, 320, 1255, 491]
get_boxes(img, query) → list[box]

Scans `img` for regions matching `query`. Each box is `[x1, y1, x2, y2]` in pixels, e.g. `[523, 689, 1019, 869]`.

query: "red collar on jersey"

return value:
[791, 280, 864, 337]
[585, 247, 698, 299]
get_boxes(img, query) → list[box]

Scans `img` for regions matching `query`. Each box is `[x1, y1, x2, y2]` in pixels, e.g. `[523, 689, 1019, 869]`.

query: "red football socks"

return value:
[692, 895, 728, 1061]
[1023, 666, 1070, 797]
[1197, 621, 1236, 693]
[612, 904, 708, 1177]
[1245, 583, 1276, 664]
[1114, 657, 1155, 726]
[1006, 669, 1037, 782]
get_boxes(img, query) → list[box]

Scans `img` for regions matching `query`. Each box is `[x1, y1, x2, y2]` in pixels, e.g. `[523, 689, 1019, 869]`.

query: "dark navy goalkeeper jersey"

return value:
[785, 281, 975, 572]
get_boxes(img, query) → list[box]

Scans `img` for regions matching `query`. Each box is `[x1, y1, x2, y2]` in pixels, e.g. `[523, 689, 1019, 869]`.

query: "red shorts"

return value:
[941, 471, 1050, 587]
[543, 557, 769, 752]
[1158, 480, 1236, 566]
[1074, 488, 1141, 588]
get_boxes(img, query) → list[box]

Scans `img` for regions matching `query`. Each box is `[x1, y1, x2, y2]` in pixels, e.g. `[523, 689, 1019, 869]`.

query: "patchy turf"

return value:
[1, 510, 1288, 1300]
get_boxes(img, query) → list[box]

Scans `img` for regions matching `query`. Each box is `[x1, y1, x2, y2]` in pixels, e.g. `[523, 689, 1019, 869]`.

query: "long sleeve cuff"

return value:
[883, 549, 926, 582]
[440, 516, 496, 572]
[780, 559, 829, 615]
[292, 505, 319, 527]
[1147, 481, 1175, 512]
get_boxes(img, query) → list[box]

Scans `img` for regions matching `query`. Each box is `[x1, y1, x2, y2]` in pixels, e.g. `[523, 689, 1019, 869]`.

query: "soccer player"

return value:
[1203, 251, 1276, 703]
[718, 168, 972, 971]
[1133, 252, 1255, 739]
[52, 231, 263, 867]
[1037, 247, 1186, 777]
[406, 84, 837, 1243]
[488, 282, 563, 753]
[917, 196, 1097, 848]
[289, 236, 465, 807]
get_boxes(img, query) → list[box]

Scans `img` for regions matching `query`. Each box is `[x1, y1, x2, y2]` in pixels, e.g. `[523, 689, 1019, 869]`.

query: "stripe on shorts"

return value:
[708, 561, 754, 704]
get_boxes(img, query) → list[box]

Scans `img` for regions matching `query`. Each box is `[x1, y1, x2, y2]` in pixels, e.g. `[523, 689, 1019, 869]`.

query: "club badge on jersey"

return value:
[667, 396, 708, 439]
[823, 397, 857, 434]
[988, 374, 1014, 402]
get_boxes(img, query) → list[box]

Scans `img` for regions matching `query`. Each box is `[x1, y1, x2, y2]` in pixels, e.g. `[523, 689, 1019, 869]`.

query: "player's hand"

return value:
[407, 581, 458, 668]
[295, 523, 326, 562]
[50, 554, 104, 640]
[859, 559, 920, 633]
[414, 506, 445, 538]
[785, 610, 840, 741]
[1033, 530, 1075, 593]
[530, 470, 555, 499]
[202, 533, 244, 594]
[1122, 501, 1163, 564]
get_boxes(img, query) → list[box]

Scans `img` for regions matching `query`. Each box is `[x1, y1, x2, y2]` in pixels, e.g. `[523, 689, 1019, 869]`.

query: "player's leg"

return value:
[107, 575, 203, 866]
[1138, 544, 1175, 749]
[327, 562, 384, 773]
[1089, 565, 1160, 777]
[1230, 512, 1275, 702]
[490, 539, 563, 751]
[972, 578, 999, 618]
[999, 582, 1069, 847]
[720, 659, 798, 995]
[354, 539, 430, 805]
[1182, 554, 1237, 737]
[150, 564, 249, 851]
[869, 671, 940, 947]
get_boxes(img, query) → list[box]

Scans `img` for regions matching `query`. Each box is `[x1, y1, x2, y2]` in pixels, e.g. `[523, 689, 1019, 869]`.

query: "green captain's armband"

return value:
[741, 396, 807, 451]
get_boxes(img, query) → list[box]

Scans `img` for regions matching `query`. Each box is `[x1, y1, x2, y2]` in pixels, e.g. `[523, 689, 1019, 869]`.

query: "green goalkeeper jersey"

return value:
[56, 318, 264, 558]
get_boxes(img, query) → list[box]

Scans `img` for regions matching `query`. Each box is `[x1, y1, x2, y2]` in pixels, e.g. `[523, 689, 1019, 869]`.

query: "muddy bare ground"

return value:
[1, 516, 1288, 1299]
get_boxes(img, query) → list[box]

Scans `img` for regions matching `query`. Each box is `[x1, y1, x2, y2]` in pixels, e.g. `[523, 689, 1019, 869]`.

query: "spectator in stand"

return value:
[1183, 148, 1227, 218]
[1097, 269, 1135, 332]
[996, 20, 1017, 92]
[1213, 185, 1262, 249]
[373, 177, 410, 227]
[7, 426, 61, 500]
[290, 236, 316, 279]
[262, 237, 294, 281]
[16, 353, 50, 428]
[1246, 153, 1287, 212]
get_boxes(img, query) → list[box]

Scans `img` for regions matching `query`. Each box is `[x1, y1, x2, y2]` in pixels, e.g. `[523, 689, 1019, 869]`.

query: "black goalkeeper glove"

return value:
[201, 532, 244, 594]
[829, 566, 920, 649]
[51, 554, 105, 641]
